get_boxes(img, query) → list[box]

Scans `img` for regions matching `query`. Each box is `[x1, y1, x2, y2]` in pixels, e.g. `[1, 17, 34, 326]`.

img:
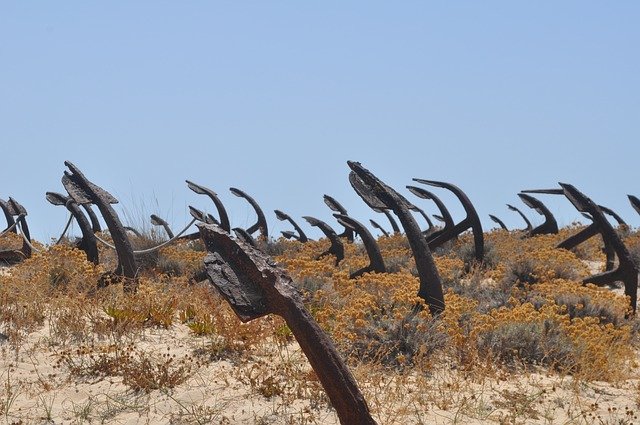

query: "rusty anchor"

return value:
[0, 198, 31, 265]
[369, 219, 390, 237]
[517, 192, 559, 236]
[413, 179, 484, 263]
[302, 216, 344, 265]
[559, 183, 638, 313]
[489, 214, 508, 230]
[629, 195, 640, 216]
[274, 210, 309, 242]
[46, 192, 99, 265]
[198, 223, 377, 424]
[376, 209, 401, 234]
[522, 188, 618, 269]
[407, 185, 454, 238]
[229, 187, 268, 240]
[62, 161, 138, 290]
[0, 198, 17, 234]
[599, 206, 627, 226]
[233, 227, 259, 248]
[7, 198, 33, 259]
[349, 161, 445, 314]
[150, 214, 174, 239]
[323, 195, 355, 242]
[506, 203, 532, 232]
[333, 214, 386, 278]
[186, 180, 231, 232]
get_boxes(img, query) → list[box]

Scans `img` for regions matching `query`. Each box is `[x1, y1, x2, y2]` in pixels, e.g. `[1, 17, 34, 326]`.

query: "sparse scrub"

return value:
[0, 225, 637, 423]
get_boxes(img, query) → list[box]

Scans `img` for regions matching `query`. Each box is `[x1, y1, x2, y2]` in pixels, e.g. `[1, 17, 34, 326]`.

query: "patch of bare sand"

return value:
[0, 318, 638, 424]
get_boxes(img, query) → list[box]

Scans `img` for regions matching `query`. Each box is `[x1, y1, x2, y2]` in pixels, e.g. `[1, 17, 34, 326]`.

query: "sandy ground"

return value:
[0, 316, 638, 425]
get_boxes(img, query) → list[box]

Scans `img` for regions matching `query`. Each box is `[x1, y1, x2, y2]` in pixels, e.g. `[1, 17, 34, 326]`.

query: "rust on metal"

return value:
[62, 161, 138, 290]
[186, 180, 231, 232]
[407, 185, 454, 238]
[46, 191, 99, 264]
[0, 198, 17, 234]
[413, 179, 484, 263]
[7, 198, 32, 259]
[349, 161, 445, 315]
[230, 187, 268, 240]
[559, 183, 638, 313]
[629, 195, 640, 216]
[274, 210, 308, 242]
[517, 192, 559, 236]
[81, 204, 102, 233]
[489, 214, 508, 230]
[233, 227, 259, 248]
[369, 219, 390, 237]
[198, 223, 377, 424]
[323, 195, 354, 242]
[377, 209, 400, 234]
[302, 216, 344, 265]
[599, 205, 627, 226]
[334, 213, 386, 278]
[150, 214, 174, 239]
[506, 203, 532, 232]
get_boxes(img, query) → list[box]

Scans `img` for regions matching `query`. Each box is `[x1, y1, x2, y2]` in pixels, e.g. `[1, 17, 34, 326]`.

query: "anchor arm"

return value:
[334, 214, 386, 278]
[230, 187, 268, 239]
[186, 180, 231, 232]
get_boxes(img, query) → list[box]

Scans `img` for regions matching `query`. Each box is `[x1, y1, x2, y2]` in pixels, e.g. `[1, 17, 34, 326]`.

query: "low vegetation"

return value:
[0, 226, 639, 423]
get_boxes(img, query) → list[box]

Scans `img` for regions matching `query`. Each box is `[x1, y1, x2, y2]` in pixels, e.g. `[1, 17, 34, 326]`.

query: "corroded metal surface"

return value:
[349, 161, 445, 314]
[629, 195, 640, 216]
[230, 187, 268, 240]
[233, 227, 258, 248]
[507, 203, 532, 232]
[334, 213, 386, 278]
[46, 191, 99, 264]
[323, 195, 354, 242]
[369, 219, 390, 237]
[0, 198, 17, 234]
[81, 204, 102, 233]
[517, 193, 559, 236]
[150, 214, 174, 239]
[274, 210, 308, 242]
[186, 180, 231, 232]
[599, 205, 626, 226]
[8, 198, 32, 259]
[198, 223, 376, 425]
[302, 216, 344, 265]
[407, 185, 453, 238]
[489, 214, 508, 230]
[414, 179, 484, 263]
[559, 183, 638, 313]
[377, 209, 400, 234]
[62, 161, 138, 290]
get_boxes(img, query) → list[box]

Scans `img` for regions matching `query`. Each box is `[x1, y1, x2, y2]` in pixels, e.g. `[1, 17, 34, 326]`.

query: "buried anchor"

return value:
[198, 223, 377, 425]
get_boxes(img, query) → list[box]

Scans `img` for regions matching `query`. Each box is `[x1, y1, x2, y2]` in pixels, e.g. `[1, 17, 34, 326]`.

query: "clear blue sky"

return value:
[1, 2, 639, 242]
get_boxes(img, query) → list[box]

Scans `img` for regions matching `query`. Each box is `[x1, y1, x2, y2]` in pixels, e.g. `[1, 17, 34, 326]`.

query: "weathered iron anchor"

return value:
[413, 179, 484, 263]
[506, 203, 532, 232]
[274, 210, 309, 242]
[516, 192, 559, 236]
[198, 223, 377, 424]
[46, 192, 99, 265]
[302, 216, 344, 265]
[323, 195, 355, 242]
[348, 162, 445, 315]
[230, 187, 268, 241]
[559, 184, 638, 313]
[62, 161, 139, 291]
[333, 214, 386, 278]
